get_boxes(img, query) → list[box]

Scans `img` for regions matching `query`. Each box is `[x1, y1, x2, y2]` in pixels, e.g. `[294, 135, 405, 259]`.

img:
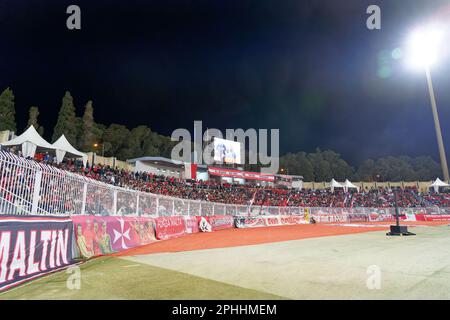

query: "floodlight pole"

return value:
[425, 66, 449, 182]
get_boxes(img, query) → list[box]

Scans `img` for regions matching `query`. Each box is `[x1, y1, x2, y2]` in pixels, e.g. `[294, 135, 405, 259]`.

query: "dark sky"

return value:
[1, 0, 450, 165]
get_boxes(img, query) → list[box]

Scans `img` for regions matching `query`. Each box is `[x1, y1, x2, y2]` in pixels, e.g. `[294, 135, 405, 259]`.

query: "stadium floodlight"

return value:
[406, 25, 443, 69]
[406, 24, 449, 181]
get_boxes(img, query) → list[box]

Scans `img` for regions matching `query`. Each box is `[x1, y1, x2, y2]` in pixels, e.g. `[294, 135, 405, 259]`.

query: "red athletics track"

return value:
[115, 221, 448, 256]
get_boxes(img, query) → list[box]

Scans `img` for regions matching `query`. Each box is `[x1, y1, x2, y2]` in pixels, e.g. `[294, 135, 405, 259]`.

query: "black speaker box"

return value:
[386, 225, 416, 236]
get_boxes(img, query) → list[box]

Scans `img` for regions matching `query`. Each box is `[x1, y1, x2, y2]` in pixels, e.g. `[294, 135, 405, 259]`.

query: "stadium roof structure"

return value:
[429, 178, 450, 193]
[127, 156, 207, 169]
[0, 125, 55, 158]
[51, 134, 88, 166]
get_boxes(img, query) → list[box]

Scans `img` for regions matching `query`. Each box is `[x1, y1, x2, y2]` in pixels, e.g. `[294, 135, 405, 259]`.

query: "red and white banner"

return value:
[184, 163, 198, 180]
[368, 211, 396, 222]
[234, 216, 267, 228]
[234, 215, 308, 228]
[310, 214, 347, 223]
[197, 215, 234, 231]
[346, 214, 369, 222]
[154, 216, 186, 240]
[415, 214, 450, 221]
[208, 167, 275, 182]
[72, 216, 156, 258]
[265, 216, 282, 226]
[184, 216, 200, 234]
[280, 215, 308, 225]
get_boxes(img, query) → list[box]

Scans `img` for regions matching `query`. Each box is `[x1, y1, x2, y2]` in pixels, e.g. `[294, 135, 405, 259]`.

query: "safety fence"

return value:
[1, 151, 450, 218]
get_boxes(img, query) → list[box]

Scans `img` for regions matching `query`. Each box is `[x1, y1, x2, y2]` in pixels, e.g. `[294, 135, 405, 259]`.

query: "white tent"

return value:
[0, 125, 54, 158]
[329, 179, 344, 193]
[51, 134, 88, 166]
[343, 179, 359, 192]
[429, 178, 450, 193]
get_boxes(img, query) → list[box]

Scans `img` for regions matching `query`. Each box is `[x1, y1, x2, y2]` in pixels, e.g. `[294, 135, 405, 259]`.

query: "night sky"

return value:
[1, 0, 450, 165]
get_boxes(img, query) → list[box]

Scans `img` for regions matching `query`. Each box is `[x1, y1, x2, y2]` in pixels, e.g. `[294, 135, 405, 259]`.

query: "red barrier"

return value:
[280, 215, 307, 225]
[206, 215, 235, 231]
[423, 214, 450, 221]
[72, 216, 156, 258]
[311, 214, 346, 223]
[414, 214, 426, 221]
[196, 215, 234, 231]
[154, 216, 186, 240]
[184, 216, 200, 234]
[234, 216, 267, 228]
[235, 215, 308, 228]
[265, 216, 281, 226]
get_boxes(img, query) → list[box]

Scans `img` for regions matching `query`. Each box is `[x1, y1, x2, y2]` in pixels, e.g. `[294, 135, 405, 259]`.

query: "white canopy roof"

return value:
[0, 125, 54, 158]
[343, 179, 358, 189]
[430, 178, 449, 187]
[330, 179, 344, 188]
[51, 134, 88, 166]
[430, 178, 449, 193]
[329, 179, 344, 192]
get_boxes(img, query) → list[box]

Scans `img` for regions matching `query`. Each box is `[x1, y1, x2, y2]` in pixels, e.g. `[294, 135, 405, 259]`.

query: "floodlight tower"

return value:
[407, 25, 449, 181]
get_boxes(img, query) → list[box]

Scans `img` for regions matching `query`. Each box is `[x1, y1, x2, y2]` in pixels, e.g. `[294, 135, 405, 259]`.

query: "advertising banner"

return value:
[347, 213, 369, 222]
[72, 215, 156, 258]
[234, 215, 308, 228]
[280, 215, 308, 225]
[208, 167, 275, 182]
[198, 217, 212, 232]
[154, 216, 186, 240]
[422, 214, 450, 221]
[197, 215, 235, 231]
[405, 213, 417, 221]
[310, 214, 347, 223]
[184, 216, 200, 234]
[367, 209, 395, 222]
[0, 216, 75, 292]
[235, 216, 267, 228]
[265, 216, 282, 226]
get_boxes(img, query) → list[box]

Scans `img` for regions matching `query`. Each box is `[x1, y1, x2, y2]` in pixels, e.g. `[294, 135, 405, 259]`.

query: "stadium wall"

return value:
[3, 208, 450, 291]
[0, 130, 13, 144]
[86, 152, 134, 171]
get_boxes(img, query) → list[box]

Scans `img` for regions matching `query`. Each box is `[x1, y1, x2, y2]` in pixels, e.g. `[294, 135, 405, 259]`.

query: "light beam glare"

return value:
[406, 24, 445, 69]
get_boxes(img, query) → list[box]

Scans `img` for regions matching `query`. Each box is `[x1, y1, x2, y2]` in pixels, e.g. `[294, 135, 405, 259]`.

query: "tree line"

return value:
[0, 87, 443, 181]
[278, 150, 441, 182]
[0, 88, 174, 159]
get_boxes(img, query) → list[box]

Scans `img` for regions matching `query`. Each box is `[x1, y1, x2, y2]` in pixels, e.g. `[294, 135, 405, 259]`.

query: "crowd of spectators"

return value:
[3, 149, 450, 208]
[53, 157, 443, 208]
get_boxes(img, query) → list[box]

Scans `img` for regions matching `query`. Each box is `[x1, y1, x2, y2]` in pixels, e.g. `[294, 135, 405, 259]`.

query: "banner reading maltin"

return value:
[0, 216, 75, 292]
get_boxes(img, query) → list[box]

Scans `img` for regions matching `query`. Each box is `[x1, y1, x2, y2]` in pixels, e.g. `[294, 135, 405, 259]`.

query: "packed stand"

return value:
[3, 149, 449, 208]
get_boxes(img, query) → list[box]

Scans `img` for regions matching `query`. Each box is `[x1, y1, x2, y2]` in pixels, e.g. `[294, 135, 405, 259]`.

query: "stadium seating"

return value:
[23, 153, 447, 208]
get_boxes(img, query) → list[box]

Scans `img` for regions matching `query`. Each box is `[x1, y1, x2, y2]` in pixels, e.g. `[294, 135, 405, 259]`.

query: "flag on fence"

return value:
[249, 190, 258, 206]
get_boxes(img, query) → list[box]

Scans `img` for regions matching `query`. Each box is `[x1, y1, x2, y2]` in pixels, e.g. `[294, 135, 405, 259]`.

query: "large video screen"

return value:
[213, 138, 241, 164]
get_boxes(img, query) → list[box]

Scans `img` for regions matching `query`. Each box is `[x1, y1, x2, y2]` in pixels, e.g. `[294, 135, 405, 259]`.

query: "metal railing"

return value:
[1, 151, 448, 217]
